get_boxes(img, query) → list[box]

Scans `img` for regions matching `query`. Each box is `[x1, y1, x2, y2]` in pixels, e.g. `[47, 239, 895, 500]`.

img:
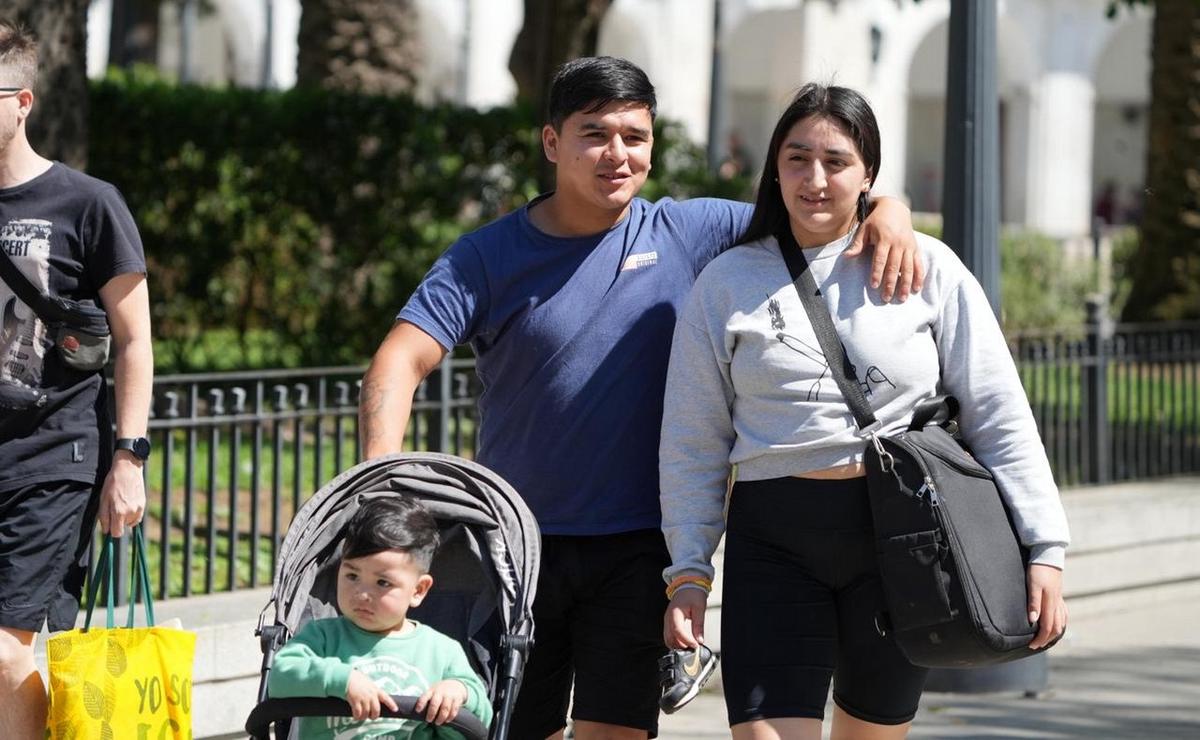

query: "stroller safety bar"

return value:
[244, 696, 489, 740]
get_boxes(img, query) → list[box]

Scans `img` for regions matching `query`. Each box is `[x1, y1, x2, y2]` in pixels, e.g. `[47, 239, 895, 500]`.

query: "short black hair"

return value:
[545, 56, 656, 130]
[0, 20, 38, 92]
[739, 83, 881, 245]
[341, 496, 440, 572]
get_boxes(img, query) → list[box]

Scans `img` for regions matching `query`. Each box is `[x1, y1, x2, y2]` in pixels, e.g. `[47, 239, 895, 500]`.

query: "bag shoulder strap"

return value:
[0, 247, 111, 335]
[0, 246, 72, 324]
[774, 227, 878, 432]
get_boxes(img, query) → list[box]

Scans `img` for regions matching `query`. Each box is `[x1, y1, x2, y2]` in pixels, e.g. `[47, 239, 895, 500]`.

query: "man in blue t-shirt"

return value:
[360, 57, 922, 740]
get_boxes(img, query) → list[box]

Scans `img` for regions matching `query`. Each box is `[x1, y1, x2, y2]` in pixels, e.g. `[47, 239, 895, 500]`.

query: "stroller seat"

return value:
[245, 452, 540, 740]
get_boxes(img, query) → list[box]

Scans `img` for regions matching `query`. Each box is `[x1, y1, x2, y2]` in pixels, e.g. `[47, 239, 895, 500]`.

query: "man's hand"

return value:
[415, 679, 468, 725]
[663, 588, 708, 649]
[846, 196, 924, 302]
[98, 456, 145, 538]
[345, 670, 398, 722]
[1027, 563, 1067, 650]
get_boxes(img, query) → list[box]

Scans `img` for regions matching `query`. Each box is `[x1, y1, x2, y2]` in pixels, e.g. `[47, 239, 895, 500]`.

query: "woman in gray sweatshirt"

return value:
[658, 84, 1070, 740]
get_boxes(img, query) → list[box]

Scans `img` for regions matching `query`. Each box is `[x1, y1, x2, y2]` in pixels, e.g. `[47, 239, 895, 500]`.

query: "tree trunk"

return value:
[1121, 0, 1200, 321]
[296, 0, 423, 95]
[6, 0, 89, 169]
[107, 0, 160, 70]
[508, 0, 614, 119]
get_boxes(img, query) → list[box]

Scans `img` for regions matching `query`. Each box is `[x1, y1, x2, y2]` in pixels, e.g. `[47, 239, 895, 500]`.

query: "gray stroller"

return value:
[245, 452, 540, 740]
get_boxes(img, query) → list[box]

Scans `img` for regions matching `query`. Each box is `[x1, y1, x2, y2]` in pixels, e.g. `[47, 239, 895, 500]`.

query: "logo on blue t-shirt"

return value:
[620, 251, 658, 272]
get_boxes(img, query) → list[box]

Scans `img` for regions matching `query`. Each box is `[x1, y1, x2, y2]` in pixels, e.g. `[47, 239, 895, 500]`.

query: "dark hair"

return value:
[546, 56, 656, 130]
[738, 83, 881, 246]
[342, 496, 440, 572]
[0, 20, 38, 92]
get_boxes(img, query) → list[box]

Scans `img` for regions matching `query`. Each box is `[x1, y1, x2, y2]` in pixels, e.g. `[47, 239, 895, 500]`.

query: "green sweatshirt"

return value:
[268, 617, 493, 740]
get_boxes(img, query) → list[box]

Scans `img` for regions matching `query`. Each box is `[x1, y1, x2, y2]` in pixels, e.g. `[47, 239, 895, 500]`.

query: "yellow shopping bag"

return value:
[46, 527, 196, 740]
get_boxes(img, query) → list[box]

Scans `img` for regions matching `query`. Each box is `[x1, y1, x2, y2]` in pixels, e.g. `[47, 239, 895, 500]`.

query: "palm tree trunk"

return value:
[9, 0, 90, 169]
[296, 0, 422, 95]
[1121, 0, 1200, 321]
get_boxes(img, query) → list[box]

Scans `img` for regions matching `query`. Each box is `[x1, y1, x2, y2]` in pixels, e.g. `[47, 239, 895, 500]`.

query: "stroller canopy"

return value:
[266, 452, 540, 685]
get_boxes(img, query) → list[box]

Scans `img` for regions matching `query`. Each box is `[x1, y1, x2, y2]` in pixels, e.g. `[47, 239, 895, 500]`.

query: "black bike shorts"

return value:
[720, 476, 928, 727]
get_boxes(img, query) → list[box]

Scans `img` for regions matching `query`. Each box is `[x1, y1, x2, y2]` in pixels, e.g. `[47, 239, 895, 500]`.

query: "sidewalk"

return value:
[658, 584, 1200, 739]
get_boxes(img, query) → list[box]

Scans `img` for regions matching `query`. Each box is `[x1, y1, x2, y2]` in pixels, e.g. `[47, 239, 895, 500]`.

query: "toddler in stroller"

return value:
[246, 453, 540, 740]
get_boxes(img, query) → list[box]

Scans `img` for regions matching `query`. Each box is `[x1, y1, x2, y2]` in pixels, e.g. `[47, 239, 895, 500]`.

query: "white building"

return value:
[88, 0, 1152, 239]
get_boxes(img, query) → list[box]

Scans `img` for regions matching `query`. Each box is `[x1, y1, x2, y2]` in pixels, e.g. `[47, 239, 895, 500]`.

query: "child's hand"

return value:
[414, 679, 468, 725]
[345, 669, 399, 721]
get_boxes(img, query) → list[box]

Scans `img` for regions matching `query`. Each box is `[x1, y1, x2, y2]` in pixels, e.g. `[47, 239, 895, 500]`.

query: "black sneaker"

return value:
[657, 644, 718, 714]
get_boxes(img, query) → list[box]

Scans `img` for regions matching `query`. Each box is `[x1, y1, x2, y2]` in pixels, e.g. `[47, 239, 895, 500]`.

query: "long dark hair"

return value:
[737, 83, 881, 246]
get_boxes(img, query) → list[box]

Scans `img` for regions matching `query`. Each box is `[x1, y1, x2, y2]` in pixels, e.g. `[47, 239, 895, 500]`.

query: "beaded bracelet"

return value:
[665, 575, 713, 599]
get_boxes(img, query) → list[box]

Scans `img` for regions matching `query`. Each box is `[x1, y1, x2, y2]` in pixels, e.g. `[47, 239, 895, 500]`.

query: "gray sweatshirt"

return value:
[659, 231, 1070, 584]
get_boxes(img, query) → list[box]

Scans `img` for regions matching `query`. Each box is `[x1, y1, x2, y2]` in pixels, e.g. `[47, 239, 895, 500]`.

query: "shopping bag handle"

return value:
[83, 525, 156, 631]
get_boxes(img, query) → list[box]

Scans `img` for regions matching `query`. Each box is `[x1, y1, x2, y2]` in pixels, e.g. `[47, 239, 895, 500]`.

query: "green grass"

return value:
[1018, 363, 1197, 425]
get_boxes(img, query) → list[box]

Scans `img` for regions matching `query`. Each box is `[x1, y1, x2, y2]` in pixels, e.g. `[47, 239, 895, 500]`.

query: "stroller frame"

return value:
[245, 452, 540, 740]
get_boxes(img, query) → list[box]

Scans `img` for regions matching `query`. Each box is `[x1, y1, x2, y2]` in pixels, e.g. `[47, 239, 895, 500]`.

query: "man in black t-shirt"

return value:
[0, 22, 152, 740]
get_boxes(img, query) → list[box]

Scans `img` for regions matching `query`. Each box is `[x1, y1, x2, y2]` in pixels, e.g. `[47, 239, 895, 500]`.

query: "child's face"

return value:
[336, 550, 433, 634]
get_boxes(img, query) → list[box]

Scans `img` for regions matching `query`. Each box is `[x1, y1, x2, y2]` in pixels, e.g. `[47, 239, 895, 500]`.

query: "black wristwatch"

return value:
[115, 436, 151, 461]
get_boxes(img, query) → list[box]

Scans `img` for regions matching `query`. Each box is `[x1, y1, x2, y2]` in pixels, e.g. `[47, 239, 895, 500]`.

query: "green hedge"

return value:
[88, 70, 750, 371]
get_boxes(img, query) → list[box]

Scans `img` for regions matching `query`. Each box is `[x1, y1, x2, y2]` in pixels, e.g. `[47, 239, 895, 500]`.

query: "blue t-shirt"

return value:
[399, 196, 751, 535]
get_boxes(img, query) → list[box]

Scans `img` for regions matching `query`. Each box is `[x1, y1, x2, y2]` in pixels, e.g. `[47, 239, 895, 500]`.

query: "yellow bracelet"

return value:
[666, 575, 713, 599]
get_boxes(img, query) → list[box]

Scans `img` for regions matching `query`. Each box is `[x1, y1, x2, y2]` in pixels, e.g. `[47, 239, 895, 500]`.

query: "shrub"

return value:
[88, 70, 749, 371]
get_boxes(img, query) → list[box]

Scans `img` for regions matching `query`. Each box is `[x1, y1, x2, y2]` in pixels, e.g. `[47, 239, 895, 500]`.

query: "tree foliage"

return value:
[87, 72, 745, 371]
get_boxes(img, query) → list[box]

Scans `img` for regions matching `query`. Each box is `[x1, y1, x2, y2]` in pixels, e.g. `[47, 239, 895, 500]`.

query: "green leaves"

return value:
[88, 74, 745, 371]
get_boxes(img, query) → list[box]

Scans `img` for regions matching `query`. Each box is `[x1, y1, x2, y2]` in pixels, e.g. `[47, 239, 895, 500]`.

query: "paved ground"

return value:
[658, 591, 1200, 739]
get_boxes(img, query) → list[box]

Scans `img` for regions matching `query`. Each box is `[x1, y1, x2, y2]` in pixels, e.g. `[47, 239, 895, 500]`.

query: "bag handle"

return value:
[908, 395, 960, 432]
[775, 226, 879, 432]
[83, 525, 156, 631]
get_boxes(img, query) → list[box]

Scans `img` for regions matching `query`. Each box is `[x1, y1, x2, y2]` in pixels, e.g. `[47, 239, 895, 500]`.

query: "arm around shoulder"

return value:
[360, 321, 448, 459]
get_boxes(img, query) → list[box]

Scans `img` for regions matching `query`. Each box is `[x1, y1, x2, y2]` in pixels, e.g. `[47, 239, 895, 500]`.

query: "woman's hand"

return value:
[1027, 563, 1068, 650]
[664, 588, 709, 649]
[847, 196, 924, 303]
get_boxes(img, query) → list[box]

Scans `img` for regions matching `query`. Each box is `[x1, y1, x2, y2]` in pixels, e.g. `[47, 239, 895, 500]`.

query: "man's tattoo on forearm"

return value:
[359, 378, 390, 445]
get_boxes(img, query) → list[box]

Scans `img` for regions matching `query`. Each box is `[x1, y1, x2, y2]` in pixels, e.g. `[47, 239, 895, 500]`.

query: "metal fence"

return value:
[1012, 315, 1200, 487]
[112, 358, 482, 602]
[111, 319, 1200, 601]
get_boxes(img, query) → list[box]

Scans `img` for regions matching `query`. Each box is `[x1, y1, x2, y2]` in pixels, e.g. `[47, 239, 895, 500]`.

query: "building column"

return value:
[1024, 71, 1096, 237]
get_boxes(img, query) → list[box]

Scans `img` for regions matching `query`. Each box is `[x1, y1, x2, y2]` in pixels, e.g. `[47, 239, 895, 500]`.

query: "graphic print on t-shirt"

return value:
[0, 218, 53, 393]
[767, 295, 895, 401]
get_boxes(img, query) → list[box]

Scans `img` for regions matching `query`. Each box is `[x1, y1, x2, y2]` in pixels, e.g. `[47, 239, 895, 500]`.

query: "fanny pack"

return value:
[776, 227, 1054, 667]
[0, 247, 110, 410]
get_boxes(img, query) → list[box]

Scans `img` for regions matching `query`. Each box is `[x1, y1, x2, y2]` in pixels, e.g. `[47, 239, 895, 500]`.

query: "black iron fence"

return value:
[110, 359, 482, 602]
[109, 318, 1199, 601]
[1012, 312, 1200, 487]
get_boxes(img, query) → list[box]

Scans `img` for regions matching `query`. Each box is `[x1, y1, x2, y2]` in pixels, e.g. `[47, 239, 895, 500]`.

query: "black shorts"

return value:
[509, 528, 669, 738]
[721, 476, 928, 727]
[0, 479, 99, 633]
